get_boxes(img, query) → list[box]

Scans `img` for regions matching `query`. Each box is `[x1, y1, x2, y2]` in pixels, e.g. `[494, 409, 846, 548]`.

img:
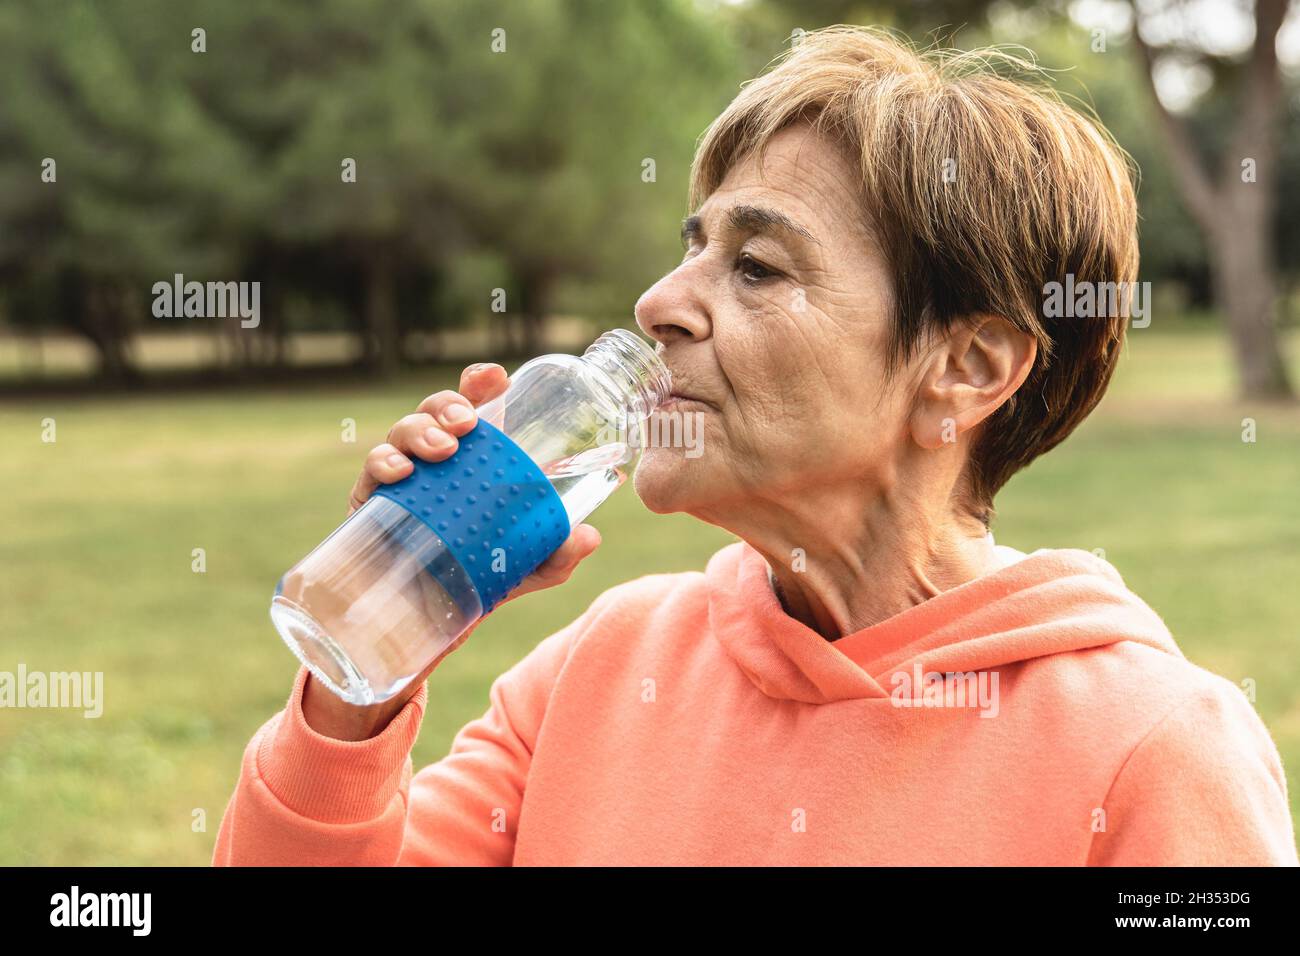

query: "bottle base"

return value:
[270, 596, 379, 706]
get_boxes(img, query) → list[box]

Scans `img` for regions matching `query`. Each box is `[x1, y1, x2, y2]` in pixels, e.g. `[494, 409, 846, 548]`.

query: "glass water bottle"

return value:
[269, 328, 672, 705]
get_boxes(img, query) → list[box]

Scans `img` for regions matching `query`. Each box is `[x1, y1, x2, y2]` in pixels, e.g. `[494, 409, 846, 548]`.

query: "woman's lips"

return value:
[661, 394, 713, 411]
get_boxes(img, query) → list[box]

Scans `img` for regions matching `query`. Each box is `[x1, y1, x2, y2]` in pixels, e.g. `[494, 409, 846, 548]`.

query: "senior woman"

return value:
[215, 27, 1296, 866]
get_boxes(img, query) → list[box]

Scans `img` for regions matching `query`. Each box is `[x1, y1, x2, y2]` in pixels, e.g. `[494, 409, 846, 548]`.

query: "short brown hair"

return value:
[690, 26, 1139, 522]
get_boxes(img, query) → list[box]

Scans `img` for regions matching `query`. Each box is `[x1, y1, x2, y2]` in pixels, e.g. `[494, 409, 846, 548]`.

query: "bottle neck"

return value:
[580, 329, 672, 421]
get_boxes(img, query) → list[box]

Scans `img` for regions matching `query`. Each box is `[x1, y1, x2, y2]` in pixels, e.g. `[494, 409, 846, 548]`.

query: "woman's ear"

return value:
[910, 315, 1037, 451]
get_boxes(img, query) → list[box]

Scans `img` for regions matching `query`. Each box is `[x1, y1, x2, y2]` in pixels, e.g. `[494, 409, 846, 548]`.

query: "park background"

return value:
[0, 0, 1298, 864]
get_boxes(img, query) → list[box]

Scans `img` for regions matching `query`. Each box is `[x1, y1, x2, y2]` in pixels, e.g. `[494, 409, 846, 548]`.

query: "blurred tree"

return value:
[1127, 0, 1294, 398]
[0, 0, 737, 381]
[267, 0, 734, 365]
[253, 0, 465, 375]
[418, 0, 736, 354]
[0, 0, 265, 381]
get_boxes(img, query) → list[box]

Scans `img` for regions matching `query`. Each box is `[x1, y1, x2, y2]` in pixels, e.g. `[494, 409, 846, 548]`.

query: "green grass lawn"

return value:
[1, 326, 1297, 865]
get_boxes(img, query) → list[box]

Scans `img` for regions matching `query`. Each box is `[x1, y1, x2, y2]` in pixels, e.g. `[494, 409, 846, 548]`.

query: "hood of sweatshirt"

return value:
[705, 540, 1181, 704]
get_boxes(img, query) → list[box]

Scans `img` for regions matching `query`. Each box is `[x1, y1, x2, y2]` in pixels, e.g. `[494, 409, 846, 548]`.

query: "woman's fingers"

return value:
[346, 365, 507, 519]
[348, 443, 411, 514]
[348, 399, 474, 514]
[416, 366, 508, 435]
[509, 524, 602, 599]
[457, 363, 509, 405]
[387, 411, 461, 461]
[414, 391, 479, 436]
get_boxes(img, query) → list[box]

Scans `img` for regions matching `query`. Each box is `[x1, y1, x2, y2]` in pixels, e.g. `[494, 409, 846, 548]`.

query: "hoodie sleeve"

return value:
[1088, 676, 1298, 866]
[212, 613, 583, 867]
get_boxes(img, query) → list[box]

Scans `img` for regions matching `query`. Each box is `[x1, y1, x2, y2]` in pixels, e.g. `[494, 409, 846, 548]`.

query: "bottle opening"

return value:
[581, 328, 673, 421]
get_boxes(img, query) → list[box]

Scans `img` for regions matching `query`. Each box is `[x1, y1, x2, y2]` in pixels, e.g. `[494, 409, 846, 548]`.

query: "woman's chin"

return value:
[632, 445, 697, 515]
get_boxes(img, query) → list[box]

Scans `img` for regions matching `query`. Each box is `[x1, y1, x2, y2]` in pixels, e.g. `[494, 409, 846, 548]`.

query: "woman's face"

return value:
[633, 122, 918, 525]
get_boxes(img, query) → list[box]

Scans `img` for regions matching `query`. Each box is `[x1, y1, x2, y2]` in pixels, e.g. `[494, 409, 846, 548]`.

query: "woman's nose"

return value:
[634, 267, 711, 345]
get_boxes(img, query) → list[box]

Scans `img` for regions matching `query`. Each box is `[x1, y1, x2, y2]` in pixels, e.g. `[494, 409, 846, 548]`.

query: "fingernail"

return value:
[442, 403, 473, 426]
[386, 453, 407, 468]
[424, 427, 454, 449]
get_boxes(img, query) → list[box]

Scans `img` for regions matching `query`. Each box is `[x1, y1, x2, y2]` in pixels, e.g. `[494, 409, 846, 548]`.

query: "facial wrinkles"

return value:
[681, 127, 889, 488]
[732, 278, 874, 472]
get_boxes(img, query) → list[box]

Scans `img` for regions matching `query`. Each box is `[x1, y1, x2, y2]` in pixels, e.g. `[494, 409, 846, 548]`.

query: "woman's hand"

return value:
[301, 362, 602, 741]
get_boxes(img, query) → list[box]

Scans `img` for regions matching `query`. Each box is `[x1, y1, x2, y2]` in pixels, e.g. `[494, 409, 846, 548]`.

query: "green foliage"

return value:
[0, 0, 738, 374]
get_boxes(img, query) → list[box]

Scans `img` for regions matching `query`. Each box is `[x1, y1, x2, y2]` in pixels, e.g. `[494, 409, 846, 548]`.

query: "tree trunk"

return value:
[80, 281, 135, 385]
[1209, 199, 1293, 399]
[272, 318, 289, 368]
[1129, 0, 1295, 401]
[519, 271, 551, 356]
[364, 253, 401, 376]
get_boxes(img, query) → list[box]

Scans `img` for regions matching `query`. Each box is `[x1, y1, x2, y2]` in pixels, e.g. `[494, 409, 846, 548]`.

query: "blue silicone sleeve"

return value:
[372, 419, 571, 612]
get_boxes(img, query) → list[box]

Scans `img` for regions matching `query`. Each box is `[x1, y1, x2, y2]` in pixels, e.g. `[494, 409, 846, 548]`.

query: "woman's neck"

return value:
[719, 478, 996, 641]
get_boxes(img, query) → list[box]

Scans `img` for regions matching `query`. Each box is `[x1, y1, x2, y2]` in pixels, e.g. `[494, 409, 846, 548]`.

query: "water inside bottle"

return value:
[541, 440, 633, 526]
[270, 496, 484, 704]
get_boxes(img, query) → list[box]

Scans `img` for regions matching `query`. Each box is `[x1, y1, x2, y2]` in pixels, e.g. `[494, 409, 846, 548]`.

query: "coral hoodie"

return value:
[214, 541, 1297, 866]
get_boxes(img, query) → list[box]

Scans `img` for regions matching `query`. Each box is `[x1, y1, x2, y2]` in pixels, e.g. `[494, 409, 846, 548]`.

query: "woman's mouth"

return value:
[661, 393, 712, 411]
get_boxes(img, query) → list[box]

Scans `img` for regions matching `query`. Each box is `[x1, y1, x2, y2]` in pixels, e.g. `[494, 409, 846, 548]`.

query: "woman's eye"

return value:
[737, 253, 776, 283]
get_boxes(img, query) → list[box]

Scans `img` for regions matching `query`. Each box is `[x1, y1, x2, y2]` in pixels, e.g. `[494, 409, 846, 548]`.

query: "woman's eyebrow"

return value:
[727, 204, 820, 245]
[681, 205, 820, 247]
[681, 215, 702, 247]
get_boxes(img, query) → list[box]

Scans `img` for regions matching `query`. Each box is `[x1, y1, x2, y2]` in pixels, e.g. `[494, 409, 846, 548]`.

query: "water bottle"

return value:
[269, 328, 672, 705]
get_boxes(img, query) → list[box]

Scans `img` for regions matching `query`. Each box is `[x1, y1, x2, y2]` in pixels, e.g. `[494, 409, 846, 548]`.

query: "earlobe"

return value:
[909, 408, 962, 451]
